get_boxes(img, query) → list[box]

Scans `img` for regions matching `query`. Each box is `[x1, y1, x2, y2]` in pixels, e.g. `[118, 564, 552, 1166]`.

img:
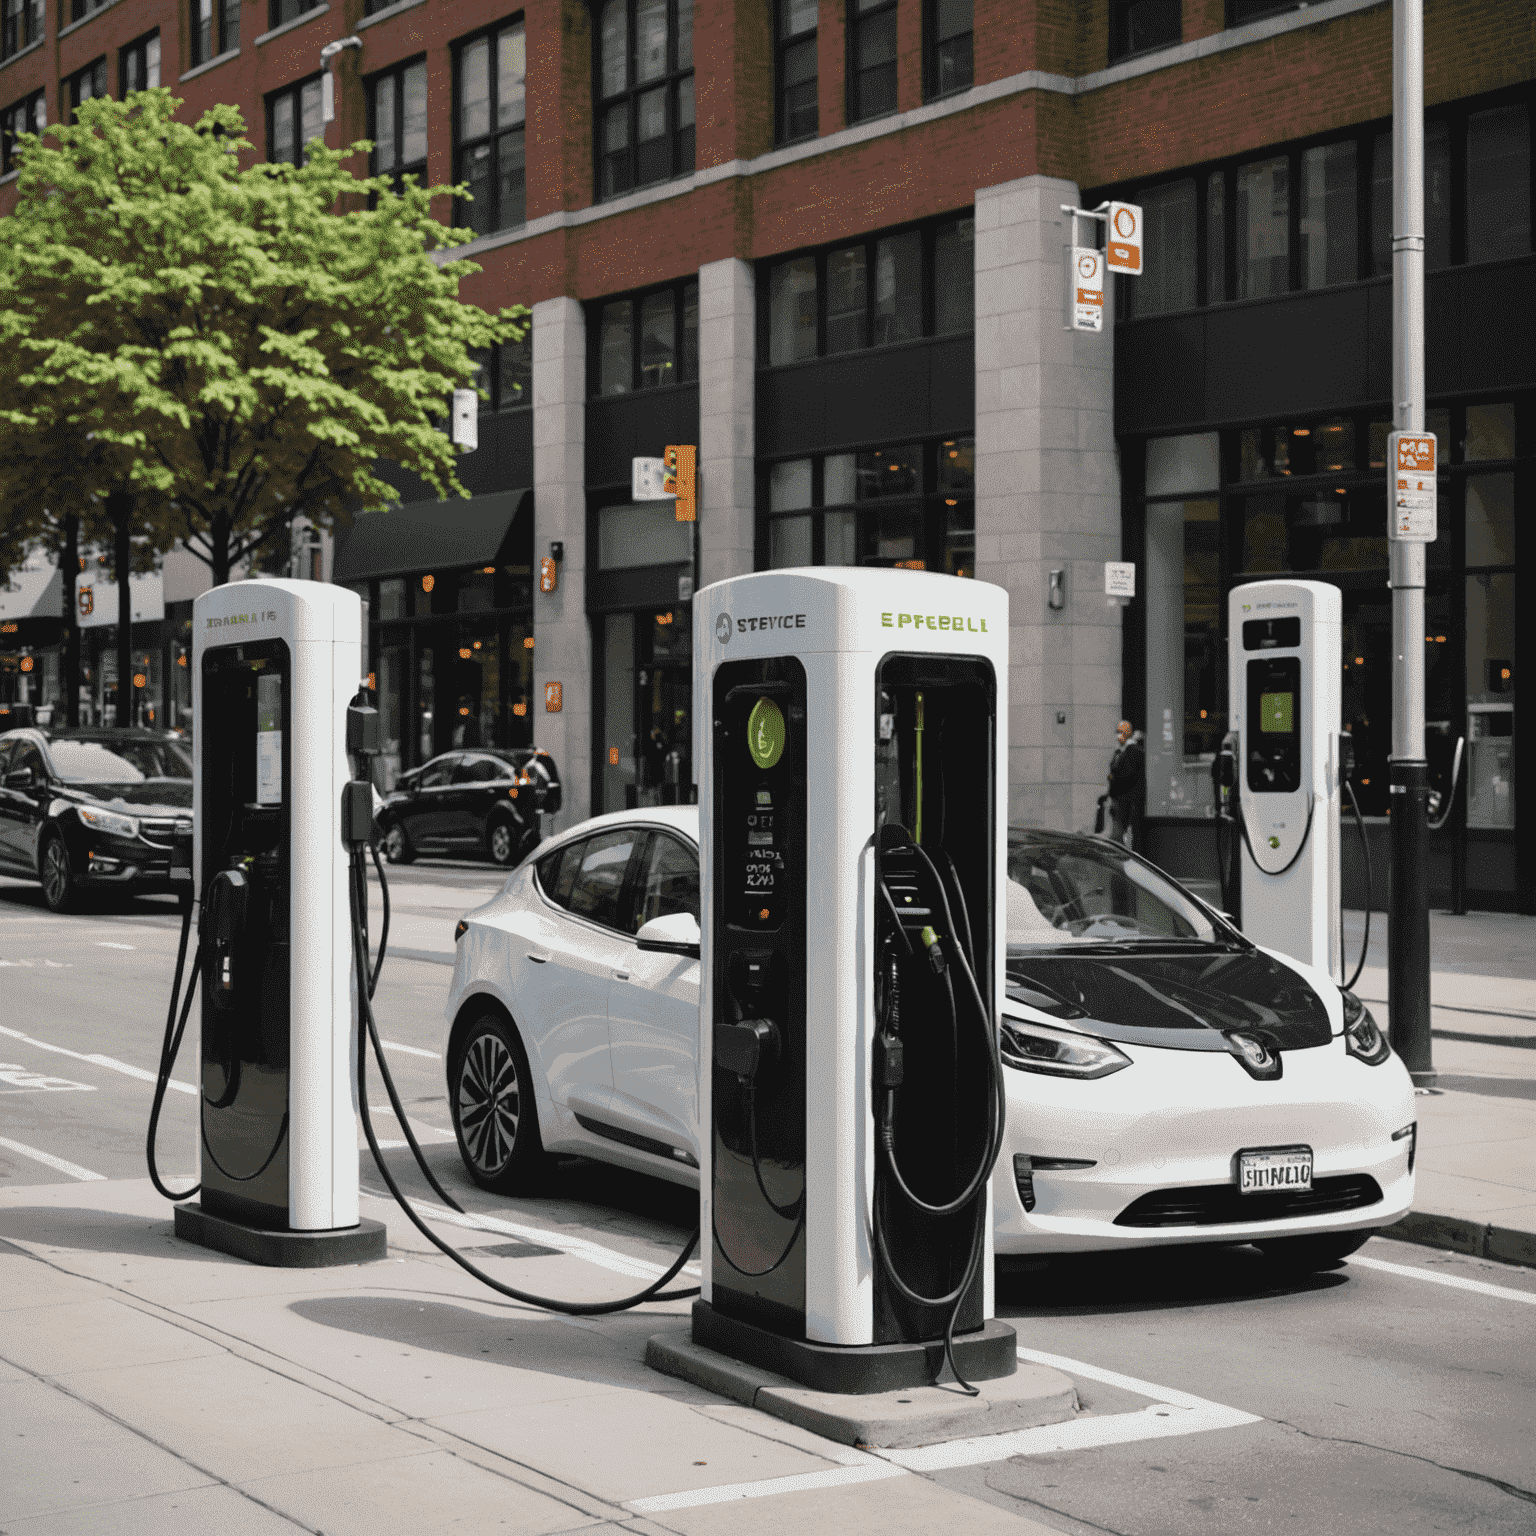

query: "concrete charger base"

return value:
[648, 1316, 1077, 1451]
[174, 1203, 388, 1268]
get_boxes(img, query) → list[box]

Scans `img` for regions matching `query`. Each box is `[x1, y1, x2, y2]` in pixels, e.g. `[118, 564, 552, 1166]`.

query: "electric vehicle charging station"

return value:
[691, 568, 1016, 1393]
[1222, 579, 1343, 980]
[168, 578, 385, 1265]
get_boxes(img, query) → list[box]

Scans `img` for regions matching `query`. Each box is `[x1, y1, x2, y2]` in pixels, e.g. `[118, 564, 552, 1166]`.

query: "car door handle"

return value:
[527, 951, 549, 964]
[613, 970, 630, 981]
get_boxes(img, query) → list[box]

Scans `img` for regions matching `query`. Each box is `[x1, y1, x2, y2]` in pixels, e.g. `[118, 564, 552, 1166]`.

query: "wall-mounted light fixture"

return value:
[1048, 568, 1066, 610]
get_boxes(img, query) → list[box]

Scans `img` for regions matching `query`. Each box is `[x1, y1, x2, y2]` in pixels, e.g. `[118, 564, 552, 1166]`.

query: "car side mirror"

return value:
[636, 911, 701, 959]
[4, 767, 35, 790]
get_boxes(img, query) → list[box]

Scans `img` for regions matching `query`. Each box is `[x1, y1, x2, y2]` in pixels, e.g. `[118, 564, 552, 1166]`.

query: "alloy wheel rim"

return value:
[42, 842, 69, 906]
[490, 824, 512, 862]
[385, 827, 405, 861]
[457, 1032, 519, 1174]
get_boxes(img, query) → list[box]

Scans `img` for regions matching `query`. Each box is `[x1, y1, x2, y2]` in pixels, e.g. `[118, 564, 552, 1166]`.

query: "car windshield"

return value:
[49, 739, 192, 784]
[1006, 834, 1223, 950]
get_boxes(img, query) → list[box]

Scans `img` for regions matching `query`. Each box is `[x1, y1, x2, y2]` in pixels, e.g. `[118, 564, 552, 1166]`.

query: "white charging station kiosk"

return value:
[1227, 579, 1342, 980]
[174, 578, 385, 1265]
[691, 568, 1016, 1392]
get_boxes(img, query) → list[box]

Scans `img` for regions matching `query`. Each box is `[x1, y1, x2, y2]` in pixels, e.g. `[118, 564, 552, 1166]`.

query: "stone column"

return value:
[972, 174, 1122, 834]
[697, 257, 756, 590]
[532, 296, 590, 831]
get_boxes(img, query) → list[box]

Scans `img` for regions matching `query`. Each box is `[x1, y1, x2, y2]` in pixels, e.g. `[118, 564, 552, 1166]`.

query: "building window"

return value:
[456, 21, 525, 237]
[847, 0, 896, 124]
[1299, 139, 1356, 289]
[925, 0, 971, 99]
[64, 58, 108, 124]
[370, 57, 427, 192]
[1, 0, 41, 62]
[1234, 155, 1288, 300]
[1122, 179, 1197, 318]
[762, 437, 975, 576]
[1, 88, 44, 175]
[65, 0, 108, 26]
[268, 77, 323, 165]
[764, 215, 975, 365]
[270, 0, 320, 31]
[189, 0, 239, 67]
[1466, 103, 1531, 264]
[592, 279, 699, 396]
[776, 0, 816, 144]
[1109, 0, 1179, 62]
[1226, 0, 1299, 22]
[595, 0, 694, 201]
[120, 32, 161, 96]
[469, 335, 532, 411]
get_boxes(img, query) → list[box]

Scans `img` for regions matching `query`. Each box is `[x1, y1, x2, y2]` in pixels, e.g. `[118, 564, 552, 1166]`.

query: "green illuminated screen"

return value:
[1260, 691, 1294, 734]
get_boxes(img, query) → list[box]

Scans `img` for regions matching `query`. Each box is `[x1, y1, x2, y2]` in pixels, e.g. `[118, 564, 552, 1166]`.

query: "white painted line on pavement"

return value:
[0, 1135, 105, 1182]
[359, 1185, 701, 1283]
[1349, 1252, 1536, 1304]
[0, 1064, 96, 1093]
[368, 1106, 454, 1140]
[876, 1348, 1261, 1473]
[380, 1039, 439, 1059]
[95, 942, 136, 950]
[627, 1462, 905, 1513]
[0, 1024, 195, 1095]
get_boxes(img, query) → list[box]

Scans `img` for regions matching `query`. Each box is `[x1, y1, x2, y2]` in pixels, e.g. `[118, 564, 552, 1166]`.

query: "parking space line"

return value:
[0, 1135, 106, 1182]
[627, 1461, 906, 1513]
[1348, 1252, 1536, 1304]
[380, 1039, 439, 1059]
[0, 1024, 195, 1096]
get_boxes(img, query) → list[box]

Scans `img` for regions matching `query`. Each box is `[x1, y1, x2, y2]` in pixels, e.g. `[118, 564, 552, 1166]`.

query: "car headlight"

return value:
[1341, 988, 1391, 1065]
[78, 806, 140, 839]
[999, 1016, 1131, 1079]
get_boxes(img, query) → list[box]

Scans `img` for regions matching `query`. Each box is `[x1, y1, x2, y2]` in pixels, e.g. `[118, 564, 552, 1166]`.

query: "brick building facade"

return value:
[2, 0, 1532, 906]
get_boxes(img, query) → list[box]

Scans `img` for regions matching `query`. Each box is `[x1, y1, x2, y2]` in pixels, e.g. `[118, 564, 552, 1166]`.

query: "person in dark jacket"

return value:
[1105, 720, 1145, 848]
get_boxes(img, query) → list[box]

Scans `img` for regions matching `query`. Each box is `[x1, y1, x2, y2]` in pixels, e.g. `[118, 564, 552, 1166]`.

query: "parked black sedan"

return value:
[0, 728, 194, 912]
[377, 748, 561, 868]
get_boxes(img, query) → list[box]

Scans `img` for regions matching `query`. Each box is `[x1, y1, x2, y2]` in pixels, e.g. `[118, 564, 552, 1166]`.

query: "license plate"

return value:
[1238, 1146, 1313, 1195]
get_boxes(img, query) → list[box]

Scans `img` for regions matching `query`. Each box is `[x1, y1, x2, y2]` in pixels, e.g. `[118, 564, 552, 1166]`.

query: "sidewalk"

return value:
[1343, 908, 1536, 1267]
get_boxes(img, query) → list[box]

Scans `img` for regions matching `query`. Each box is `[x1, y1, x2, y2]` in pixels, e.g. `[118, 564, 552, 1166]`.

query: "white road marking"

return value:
[358, 1186, 700, 1283]
[95, 942, 136, 950]
[627, 1462, 905, 1513]
[0, 1064, 96, 1093]
[0, 1135, 106, 1182]
[0, 1024, 195, 1095]
[1349, 1252, 1536, 1304]
[368, 1107, 454, 1140]
[380, 1039, 439, 1059]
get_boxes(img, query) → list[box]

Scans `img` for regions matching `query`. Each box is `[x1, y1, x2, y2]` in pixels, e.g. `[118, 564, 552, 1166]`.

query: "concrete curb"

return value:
[1381, 1211, 1536, 1269]
[646, 1329, 1079, 1449]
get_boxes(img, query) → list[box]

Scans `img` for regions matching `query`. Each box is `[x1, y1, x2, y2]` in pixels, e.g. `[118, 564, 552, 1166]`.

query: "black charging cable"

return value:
[1343, 778, 1371, 993]
[147, 893, 201, 1202]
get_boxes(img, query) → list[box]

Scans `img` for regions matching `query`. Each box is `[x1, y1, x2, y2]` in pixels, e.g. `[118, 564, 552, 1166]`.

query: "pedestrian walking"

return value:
[1102, 720, 1145, 849]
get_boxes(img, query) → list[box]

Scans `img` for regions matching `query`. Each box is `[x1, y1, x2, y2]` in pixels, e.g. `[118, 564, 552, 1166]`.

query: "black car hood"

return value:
[1004, 946, 1333, 1053]
[61, 780, 193, 814]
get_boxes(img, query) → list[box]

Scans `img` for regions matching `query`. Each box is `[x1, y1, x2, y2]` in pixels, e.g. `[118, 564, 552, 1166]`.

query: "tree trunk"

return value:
[61, 514, 80, 728]
[107, 492, 133, 729]
[211, 511, 231, 587]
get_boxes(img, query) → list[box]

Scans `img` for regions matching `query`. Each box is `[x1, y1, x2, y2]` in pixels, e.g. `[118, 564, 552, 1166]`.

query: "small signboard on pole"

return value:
[1105, 201, 1143, 274]
[1104, 561, 1136, 599]
[1388, 431, 1437, 542]
[632, 456, 671, 501]
[1070, 248, 1104, 333]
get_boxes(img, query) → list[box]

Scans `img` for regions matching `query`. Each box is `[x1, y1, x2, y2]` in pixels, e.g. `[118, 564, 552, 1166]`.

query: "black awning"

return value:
[333, 489, 532, 584]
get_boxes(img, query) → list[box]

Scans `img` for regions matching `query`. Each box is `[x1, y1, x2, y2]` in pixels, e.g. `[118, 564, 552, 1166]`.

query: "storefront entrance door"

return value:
[598, 609, 694, 813]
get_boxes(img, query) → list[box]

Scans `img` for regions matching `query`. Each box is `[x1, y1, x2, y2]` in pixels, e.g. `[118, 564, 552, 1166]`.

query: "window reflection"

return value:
[1235, 156, 1289, 299]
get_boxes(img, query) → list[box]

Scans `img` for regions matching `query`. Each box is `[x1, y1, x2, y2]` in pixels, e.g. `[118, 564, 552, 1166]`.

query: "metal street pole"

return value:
[1389, 0, 1433, 1082]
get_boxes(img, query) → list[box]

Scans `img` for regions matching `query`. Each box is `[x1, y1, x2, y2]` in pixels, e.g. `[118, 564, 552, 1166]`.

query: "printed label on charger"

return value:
[256, 673, 282, 806]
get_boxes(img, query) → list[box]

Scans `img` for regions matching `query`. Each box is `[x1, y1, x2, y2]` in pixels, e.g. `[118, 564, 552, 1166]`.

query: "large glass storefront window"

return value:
[599, 607, 693, 811]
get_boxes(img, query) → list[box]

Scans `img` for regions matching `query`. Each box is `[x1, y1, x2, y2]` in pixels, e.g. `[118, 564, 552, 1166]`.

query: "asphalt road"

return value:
[2, 864, 1533, 1536]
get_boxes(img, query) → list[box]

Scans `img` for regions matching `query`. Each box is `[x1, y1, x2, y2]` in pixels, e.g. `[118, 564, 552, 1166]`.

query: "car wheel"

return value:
[1255, 1229, 1375, 1270]
[40, 832, 78, 914]
[383, 824, 415, 865]
[486, 816, 519, 867]
[450, 1013, 549, 1194]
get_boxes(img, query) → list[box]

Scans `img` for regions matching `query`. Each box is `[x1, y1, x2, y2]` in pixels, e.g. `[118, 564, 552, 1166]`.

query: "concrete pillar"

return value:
[697, 257, 756, 590]
[532, 296, 590, 831]
[972, 174, 1122, 834]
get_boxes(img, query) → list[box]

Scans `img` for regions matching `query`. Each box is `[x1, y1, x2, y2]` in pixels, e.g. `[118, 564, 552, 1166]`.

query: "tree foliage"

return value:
[0, 90, 524, 584]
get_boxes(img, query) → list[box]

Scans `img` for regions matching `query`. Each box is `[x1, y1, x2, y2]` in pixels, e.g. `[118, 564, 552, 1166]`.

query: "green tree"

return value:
[0, 89, 524, 588]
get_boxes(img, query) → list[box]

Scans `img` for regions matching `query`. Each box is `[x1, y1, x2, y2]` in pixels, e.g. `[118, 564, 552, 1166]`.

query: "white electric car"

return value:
[442, 809, 1415, 1267]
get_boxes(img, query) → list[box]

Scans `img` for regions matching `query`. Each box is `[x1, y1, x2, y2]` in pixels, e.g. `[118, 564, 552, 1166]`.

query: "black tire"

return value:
[450, 1012, 549, 1194]
[1255, 1228, 1376, 1269]
[382, 823, 415, 865]
[486, 815, 521, 868]
[39, 831, 78, 914]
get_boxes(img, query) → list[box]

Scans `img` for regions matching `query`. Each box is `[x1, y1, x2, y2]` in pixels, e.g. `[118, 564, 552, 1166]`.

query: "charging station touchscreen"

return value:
[1246, 655, 1301, 793]
[199, 640, 292, 1227]
[711, 659, 807, 1334]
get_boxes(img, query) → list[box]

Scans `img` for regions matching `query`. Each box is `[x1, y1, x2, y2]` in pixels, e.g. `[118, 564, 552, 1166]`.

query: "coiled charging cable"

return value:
[147, 893, 201, 1202]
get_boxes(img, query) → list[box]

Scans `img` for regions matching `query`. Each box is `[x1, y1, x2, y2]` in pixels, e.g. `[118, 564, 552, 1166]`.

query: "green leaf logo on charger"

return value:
[747, 697, 786, 771]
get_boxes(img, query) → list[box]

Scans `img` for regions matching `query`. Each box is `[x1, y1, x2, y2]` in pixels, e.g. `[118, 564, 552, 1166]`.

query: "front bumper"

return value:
[993, 1031, 1416, 1254]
